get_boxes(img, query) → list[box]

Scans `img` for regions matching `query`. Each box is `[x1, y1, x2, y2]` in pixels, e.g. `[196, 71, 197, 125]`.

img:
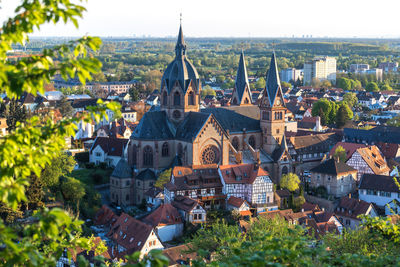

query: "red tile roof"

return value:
[142, 204, 182, 227]
[90, 136, 128, 157]
[94, 205, 118, 227]
[336, 196, 373, 220]
[227, 196, 246, 208]
[219, 163, 269, 184]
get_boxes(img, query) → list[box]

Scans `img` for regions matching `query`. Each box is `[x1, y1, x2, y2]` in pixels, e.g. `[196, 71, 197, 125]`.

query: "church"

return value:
[122, 23, 292, 204]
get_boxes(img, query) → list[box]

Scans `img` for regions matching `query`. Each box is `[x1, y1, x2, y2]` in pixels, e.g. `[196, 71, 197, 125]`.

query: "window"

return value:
[198, 214, 202, 220]
[177, 143, 183, 158]
[126, 181, 130, 186]
[174, 91, 181, 106]
[143, 146, 153, 167]
[232, 137, 239, 150]
[262, 111, 268, 120]
[162, 142, 169, 157]
[137, 181, 141, 187]
[126, 195, 129, 201]
[132, 144, 137, 165]
[95, 152, 101, 157]
[163, 91, 168, 105]
[193, 214, 198, 220]
[188, 91, 195, 105]
[248, 135, 256, 149]
[276, 129, 280, 134]
[346, 219, 351, 226]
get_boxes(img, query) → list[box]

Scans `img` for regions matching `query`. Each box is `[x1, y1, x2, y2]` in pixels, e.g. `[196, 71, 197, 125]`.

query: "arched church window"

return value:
[262, 111, 269, 120]
[177, 143, 183, 158]
[244, 98, 249, 104]
[173, 110, 181, 119]
[201, 145, 220, 165]
[174, 91, 181, 106]
[143, 146, 153, 167]
[132, 144, 137, 165]
[188, 91, 195, 105]
[162, 142, 169, 157]
[248, 135, 256, 149]
[163, 91, 168, 106]
[282, 166, 289, 175]
[232, 137, 239, 151]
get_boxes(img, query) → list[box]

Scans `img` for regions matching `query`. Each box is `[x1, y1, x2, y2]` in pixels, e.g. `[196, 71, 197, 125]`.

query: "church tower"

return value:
[160, 22, 201, 124]
[231, 51, 252, 106]
[260, 52, 286, 155]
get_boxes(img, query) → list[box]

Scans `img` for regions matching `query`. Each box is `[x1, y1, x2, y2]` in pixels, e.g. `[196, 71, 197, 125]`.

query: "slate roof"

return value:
[136, 169, 156, 181]
[71, 98, 99, 109]
[202, 105, 261, 133]
[172, 195, 202, 213]
[161, 24, 200, 93]
[310, 158, 357, 175]
[107, 213, 155, 257]
[111, 157, 132, 179]
[234, 51, 251, 103]
[175, 112, 210, 142]
[359, 174, 400, 193]
[90, 137, 128, 157]
[162, 244, 198, 266]
[344, 126, 400, 144]
[275, 189, 291, 198]
[132, 111, 176, 140]
[142, 204, 182, 227]
[336, 196, 373, 219]
[265, 52, 283, 107]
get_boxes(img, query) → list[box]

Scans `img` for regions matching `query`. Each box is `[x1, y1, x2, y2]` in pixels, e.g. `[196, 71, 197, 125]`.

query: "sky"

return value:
[1, 0, 400, 38]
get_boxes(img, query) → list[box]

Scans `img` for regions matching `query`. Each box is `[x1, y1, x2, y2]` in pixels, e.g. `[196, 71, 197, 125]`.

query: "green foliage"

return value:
[129, 86, 140, 101]
[254, 77, 266, 89]
[336, 102, 354, 128]
[381, 83, 393, 91]
[343, 92, 358, 107]
[201, 86, 216, 98]
[281, 81, 291, 88]
[280, 173, 300, 192]
[41, 153, 76, 187]
[155, 168, 171, 189]
[61, 177, 85, 204]
[321, 79, 332, 88]
[387, 115, 400, 127]
[311, 98, 336, 125]
[366, 81, 380, 92]
[6, 99, 28, 132]
[334, 145, 347, 163]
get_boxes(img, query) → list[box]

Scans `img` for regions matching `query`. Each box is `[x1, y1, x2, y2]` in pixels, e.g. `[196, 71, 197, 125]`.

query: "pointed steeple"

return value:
[234, 50, 251, 103]
[265, 52, 282, 106]
[175, 17, 186, 57]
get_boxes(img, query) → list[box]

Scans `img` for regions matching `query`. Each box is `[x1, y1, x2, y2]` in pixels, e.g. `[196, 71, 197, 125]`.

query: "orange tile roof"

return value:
[240, 210, 252, 216]
[356, 146, 390, 175]
[142, 204, 182, 227]
[219, 163, 269, 184]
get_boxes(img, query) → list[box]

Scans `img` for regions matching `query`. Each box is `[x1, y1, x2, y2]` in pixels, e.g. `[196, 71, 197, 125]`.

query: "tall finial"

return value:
[180, 13, 182, 25]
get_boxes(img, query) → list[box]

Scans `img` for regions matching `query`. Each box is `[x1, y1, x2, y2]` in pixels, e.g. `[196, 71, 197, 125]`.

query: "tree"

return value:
[129, 86, 139, 102]
[335, 103, 353, 128]
[281, 81, 291, 88]
[337, 77, 352, 90]
[280, 173, 300, 192]
[155, 168, 171, 188]
[91, 71, 107, 82]
[56, 96, 74, 117]
[311, 78, 321, 88]
[350, 79, 362, 90]
[6, 98, 28, 132]
[41, 153, 76, 188]
[201, 85, 216, 98]
[24, 175, 44, 210]
[366, 82, 380, 92]
[321, 80, 332, 88]
[254, 77, 266, 89]
[61, 177, 85, 212]
[381, 83, 393, 91]
[343, 92, 358, 108]
[311, 98, 336, 125]
[334, 145, 347, 163]
[216, 75, 225, 84]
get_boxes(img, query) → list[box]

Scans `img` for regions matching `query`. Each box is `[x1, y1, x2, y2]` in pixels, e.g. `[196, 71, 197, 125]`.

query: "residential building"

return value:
[280, 68, 303, 83]
[226, 196, 251, 216]
[0, 117, 8, 136]
[346, 145, 390, 181]
[219, 163, 277, 213]
[89, 137, 129, 167]
[344, 126, 400, 145]
[365, 68, 383, 81]
[274, 189, 291, 209]
[171, 195, 207, 224]
[121, 106, 137, 122]
[378, 62, 398, 73]
[145, 187, 164, 211]
[349, 64, 369, 73]
[142, 204, 184, 242]
[359, 174, 400, 215]
[107, 213, 163, 259]
[335, 196, 377, 229]
[309, 158, 357, 197]
[304, 57, 336, 85]
[164, 165, 224, 209]
[162, 244, 198, 266]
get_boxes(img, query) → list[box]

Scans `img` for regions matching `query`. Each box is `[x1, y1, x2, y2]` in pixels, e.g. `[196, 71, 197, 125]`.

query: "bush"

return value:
[99, 162, 108, 170]
[91, 173, 103, 184]
[75, 151, 89, 163]
[85, 162, 95, 169]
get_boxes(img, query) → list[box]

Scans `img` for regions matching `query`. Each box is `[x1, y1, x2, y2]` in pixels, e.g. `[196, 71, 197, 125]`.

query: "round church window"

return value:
[201, 145, 220, 165]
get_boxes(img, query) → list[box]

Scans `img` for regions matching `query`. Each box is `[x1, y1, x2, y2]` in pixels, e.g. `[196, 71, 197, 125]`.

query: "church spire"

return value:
[175, 15, 186, 57]
[234, 50, 250, 103]
[265, 52, 282, 106]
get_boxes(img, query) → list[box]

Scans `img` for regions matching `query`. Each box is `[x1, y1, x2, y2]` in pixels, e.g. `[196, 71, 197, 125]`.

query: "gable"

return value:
[193, 113, 229, 143]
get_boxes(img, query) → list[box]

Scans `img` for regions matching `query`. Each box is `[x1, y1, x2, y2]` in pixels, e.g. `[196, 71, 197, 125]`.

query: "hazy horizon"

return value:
[1, 0, 400, 38]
